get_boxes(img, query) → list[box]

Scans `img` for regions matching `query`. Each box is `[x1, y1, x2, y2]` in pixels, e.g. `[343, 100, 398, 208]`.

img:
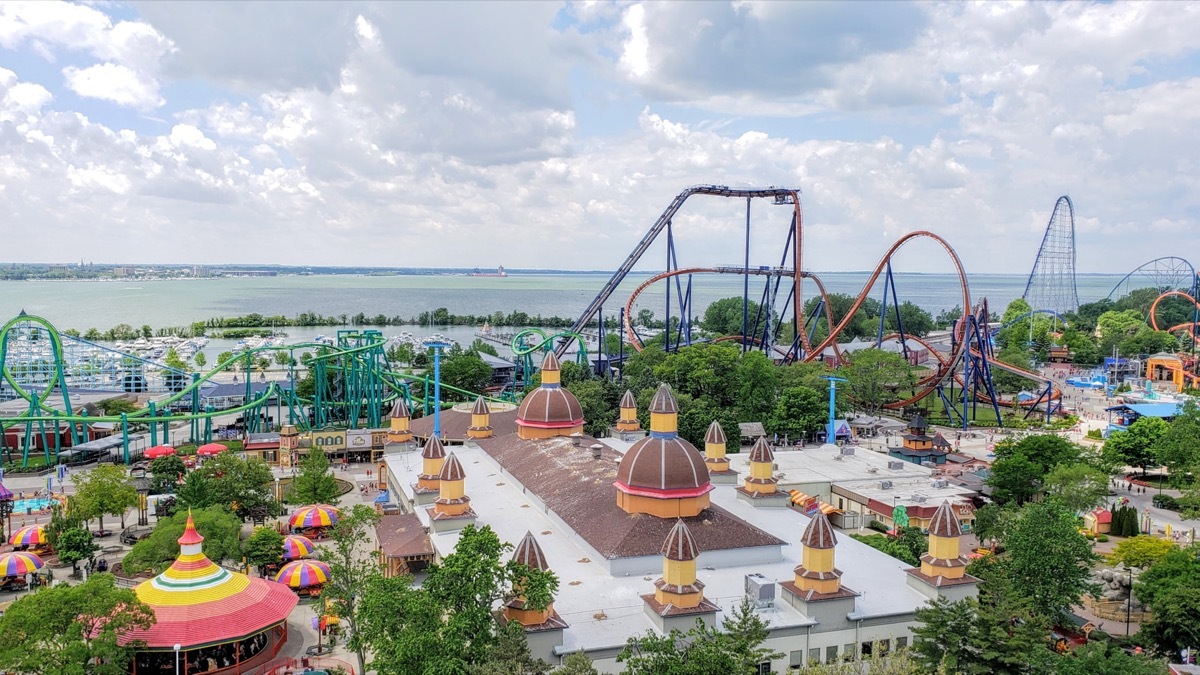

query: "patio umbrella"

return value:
[0, 551, 45, 576]
[145, 446, 176, 459]
[8, 524, 47, 547]
[0, 481, 12, 501]
[196, 443, 227, 457]
[282, 535, 316, 560]
[289, 505, 339, 529]
[274, 559, 331, 588]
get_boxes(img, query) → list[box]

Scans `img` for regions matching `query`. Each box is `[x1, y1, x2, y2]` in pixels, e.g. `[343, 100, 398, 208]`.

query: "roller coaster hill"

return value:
[534, 184, 1078, 431]
[0, 313, 507, 468]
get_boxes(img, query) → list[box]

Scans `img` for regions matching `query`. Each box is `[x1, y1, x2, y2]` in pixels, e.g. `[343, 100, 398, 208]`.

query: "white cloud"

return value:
[63, 62, 163, 109]
[3, 80, 51, 113]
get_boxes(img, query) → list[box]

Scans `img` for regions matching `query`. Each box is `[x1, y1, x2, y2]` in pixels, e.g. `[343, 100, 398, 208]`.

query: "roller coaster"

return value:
[565, 186, 1065, 428]
[0, 314, 508, 467]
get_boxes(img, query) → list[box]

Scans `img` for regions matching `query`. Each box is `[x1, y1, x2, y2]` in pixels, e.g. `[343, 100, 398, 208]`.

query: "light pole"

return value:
[823, 376, 848, 444]
[427, 341, 450, 439]
[174, 643, 182, 675]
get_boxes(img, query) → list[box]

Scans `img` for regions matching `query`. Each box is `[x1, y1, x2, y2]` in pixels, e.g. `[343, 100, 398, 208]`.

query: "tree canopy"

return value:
[73, 464, 139, 531]
[1105, 416, 1169, 474]
[122, 507, 243, 574]
[288, 448, 341, 505]
[835, 348, 913, 414]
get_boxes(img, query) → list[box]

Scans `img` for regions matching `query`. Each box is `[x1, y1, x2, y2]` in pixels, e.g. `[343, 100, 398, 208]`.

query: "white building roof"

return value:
[729, 444, 932, 486]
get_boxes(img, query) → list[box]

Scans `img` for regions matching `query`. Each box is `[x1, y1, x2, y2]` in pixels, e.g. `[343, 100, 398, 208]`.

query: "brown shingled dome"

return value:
[516, 387, 584, 429]
[801, 510, 838, 549]
[661, 519, 700, 561]
[748, 436, 774, 463]
[928, 500, 963, 537]
[620, 389, 637, 409]
[512, 531, 550, 571]
[704, 421, 726, 445]
[648, 383, 680, 414]
[439, 453, 465, 481]
[472, 396, 490, 415]
[422, 435, 446, 460]
[390, 398, 410, 418]
[616, 435, 711, 495]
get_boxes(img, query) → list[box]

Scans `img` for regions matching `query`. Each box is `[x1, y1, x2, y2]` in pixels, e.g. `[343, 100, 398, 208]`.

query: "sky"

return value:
[1, 1, 1199, 275]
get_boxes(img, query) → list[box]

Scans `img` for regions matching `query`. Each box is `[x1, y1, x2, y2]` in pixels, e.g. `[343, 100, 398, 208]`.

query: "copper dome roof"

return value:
[516, 387, 584, 428]
[512, 531, 550, 571]
[439, 453, 465, 481]
[928, 501, 963, 537]
[471, 396, 490, 415]
[661, 519, 700, 561]
[704, 420, 726, 445]
[748, 436, 774, 463]
[422, 434, 446, 460]
[620, 389, 637, 409]
[615, 435, 712, 497]
[389, 398, 410, 418]
[801, 510, 838, 549]
[649, 383, 679, 414]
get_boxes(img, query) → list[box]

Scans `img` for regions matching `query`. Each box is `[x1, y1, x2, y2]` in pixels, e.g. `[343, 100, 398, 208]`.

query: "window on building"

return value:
[896, 636, 908, 649]
[844, 643, 857, 661]
[838, 497, 844, 509]
[808, 648, 820, 665]
[878, 639, 891, 655]
[789, 650, 804, 668]
[861, 641, 874, 657]
[826, 645, 838, 662]
[755, 662, 773, 675]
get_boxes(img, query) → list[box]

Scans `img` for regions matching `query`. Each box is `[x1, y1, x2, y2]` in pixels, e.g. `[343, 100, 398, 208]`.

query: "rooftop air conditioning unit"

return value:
[888, 461, 905, 471]
[914, 495, 928, 503]
[745, 573, 775, 609]
[932, 479, 949, 489]
[841, 447, 855, 456]
[880, 480, 894, 490]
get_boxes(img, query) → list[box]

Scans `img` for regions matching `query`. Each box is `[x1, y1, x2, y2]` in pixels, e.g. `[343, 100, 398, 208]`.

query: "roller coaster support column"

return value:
[190, 373, 200, 444]
[743, 198, 751, 354]
[121, 413, 130, 464]
[824, 376, 847, 443]
[148, 401, 158, 447]
[428, 342, 450, 439]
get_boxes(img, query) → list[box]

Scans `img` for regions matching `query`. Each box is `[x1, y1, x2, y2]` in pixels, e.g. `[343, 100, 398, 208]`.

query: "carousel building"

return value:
[126, 515, 298, 674]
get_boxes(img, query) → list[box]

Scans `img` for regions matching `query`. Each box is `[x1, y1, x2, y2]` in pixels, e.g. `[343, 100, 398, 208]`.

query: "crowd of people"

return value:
[135, 631, 271, 674]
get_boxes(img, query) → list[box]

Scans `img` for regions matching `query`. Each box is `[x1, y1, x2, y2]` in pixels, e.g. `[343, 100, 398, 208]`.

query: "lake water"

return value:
[0, 272, 1131, 334]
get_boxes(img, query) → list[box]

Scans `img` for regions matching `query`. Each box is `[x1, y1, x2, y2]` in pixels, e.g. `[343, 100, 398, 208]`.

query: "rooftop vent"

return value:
[590, 443, 603, 460]
[866, 467, 879, 474]
[880, 480, 894, 490]
[914, 495, 928, 503]
[840, 447, 855, 456]
[571, 433, 583, 447]
[888, 461, 905, 471]
[745, 573, 775, 609]
[932, 479, 949, 489]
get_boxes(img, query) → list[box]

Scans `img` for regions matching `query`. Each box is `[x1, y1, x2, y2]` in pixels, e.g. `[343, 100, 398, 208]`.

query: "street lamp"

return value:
[174, 643, 182, 675]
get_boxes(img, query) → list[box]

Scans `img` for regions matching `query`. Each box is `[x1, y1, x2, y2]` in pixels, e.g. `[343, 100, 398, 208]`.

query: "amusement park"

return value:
[1, 186, 1199, 674]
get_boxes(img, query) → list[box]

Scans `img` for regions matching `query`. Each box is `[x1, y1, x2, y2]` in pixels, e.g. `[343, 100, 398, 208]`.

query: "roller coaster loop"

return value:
[1149, 290, 1200, 338]
[510, 328, 590, 384]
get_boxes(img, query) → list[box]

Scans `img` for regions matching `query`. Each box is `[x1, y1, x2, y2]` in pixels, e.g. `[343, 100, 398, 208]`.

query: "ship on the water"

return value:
[470, 265, 508, 277]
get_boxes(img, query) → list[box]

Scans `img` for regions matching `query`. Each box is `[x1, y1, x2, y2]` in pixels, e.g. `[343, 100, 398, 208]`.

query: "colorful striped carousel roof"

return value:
[127, 514, 297, 650]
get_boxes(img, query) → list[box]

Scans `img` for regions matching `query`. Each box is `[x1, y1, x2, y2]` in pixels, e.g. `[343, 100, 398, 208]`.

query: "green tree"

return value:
[618, 619, 741, 674]
[700, 297, 771, 337]
[1109, 536, 1177, 570]
[970, 503, 1014, 546]
[1104, 416, 1169, 475]
[1153, 401, 1200, 486]
[122, 507, 243, 574]
[1134, 544, 1200, 610]
[986, 453, 1043, 505]
[148, 454, 187, 494]
[440, 352, 494, 399]
[991, 346, 1035, 392]
[735, 351, 779, 423]
[883, 300, 935, 337]
[175, 470, 215, 511]
[1042, 462, 1109, 513]
[568, 379, 618, 437]
[56, 527, 99, 573]
[321, 504, 382, 671]
[467, 621, 551, 675]
[0, 573, 156, 675]
[163, 347, 188, 371]
[767, 386, 825, 441]
[1054, 641, 1166, 675]
[722, 598, 784, 673]
[836, 348, 913, 414]
[193, 351, 207, 368]
[356, 573, 447, 675]
[468, 338, 500, 358]
[288, 448, 341, 505]
[1001, 502, 1099, 624]
[216, 350, 234, 367]
[1140, 585, 1200, 659]
[552, 651, 599, 675]
[243, 526, 285, 576]
[73, 464, 139, 532]
[195, 452, 277, 519]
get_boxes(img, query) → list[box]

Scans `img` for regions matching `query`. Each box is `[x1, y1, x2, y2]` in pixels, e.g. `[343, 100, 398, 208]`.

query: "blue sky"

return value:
[1, 1, 1199, 276]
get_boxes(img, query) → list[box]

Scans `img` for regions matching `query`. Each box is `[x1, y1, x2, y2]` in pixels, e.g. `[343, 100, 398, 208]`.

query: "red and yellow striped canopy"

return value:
[282, 535, 315, 560]
[128, 514, 297, 649]
[274, 559, 330, 588]
[8, 524, 47, 547]
[0, 551, 45, 576]
[289, 504, 339, 529]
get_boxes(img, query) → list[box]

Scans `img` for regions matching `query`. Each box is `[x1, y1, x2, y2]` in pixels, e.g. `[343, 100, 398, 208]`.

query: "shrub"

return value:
[1086, 428, 1103, 440]
[867, 520, 889, 533]
[1097, 534, 1109, 542]
[1152, 494, 1179, 510]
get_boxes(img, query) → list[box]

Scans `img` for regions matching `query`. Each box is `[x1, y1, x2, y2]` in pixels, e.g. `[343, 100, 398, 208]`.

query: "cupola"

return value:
[467, 395, 493, 439]
[503, 531, 568, 631]
[387, 398, 413, 445]
[516, 352, 584, 440]
[642, 520, 719, 629]
[616, 389, 641, 432]
[428, 453, 477, 531]
[703, 420, 736, 483]
[413, 435, 446, 502]
[614, 384, 712, 518]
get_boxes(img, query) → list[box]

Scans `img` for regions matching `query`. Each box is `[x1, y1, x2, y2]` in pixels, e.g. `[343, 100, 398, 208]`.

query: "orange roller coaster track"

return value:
[1149, 290, 1200, 337]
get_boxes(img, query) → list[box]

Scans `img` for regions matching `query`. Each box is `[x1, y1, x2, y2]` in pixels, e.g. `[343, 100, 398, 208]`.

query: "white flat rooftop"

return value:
[385, 440, 942, 654]
[729, 444, 932, 486]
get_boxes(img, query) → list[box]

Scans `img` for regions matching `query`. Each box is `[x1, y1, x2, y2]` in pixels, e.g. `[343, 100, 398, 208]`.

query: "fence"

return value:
[250, 656, 356, 675]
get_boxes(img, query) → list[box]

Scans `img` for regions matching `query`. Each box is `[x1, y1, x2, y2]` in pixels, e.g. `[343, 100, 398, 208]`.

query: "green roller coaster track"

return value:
[0, 314, 511, 467]
[509, 328, 589, 383]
